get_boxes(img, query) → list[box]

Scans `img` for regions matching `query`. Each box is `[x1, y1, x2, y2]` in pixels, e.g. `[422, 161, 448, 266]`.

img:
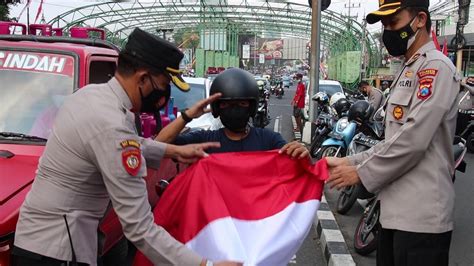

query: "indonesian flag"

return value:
[133, 151, 328, 266]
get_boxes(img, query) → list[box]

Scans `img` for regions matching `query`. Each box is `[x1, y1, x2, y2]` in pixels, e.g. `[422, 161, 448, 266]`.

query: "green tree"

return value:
[0, 1, 21, 21]
[173, 28, 200, 49]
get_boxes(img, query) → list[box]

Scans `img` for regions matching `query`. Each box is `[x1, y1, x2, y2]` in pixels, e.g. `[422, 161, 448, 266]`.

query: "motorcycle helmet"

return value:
[333, 98, 351, 117]
[210, 68, 259, 118]
[348, 100, 374, 123]
[256, 80, 265, 91]
[313, 91, 329, 104]
[329, 92, 346, 107]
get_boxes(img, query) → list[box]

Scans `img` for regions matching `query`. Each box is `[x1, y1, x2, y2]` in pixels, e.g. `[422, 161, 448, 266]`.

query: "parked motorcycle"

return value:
[316, 97, 359, 159]
[353, 136, 468, 255]
[457, 109, 473, 153]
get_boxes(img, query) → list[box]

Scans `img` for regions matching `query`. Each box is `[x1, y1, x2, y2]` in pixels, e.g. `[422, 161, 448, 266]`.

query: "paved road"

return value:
[266, 85, 326, 266]
[324, 150, 474, 266]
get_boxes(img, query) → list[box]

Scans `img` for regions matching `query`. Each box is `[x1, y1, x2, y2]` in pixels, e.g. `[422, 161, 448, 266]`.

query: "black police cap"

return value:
[124, 28, 189, 91]
[366, 0, 430, 24]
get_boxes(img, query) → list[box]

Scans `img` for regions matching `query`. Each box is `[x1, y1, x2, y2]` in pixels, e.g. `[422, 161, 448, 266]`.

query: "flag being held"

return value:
[133, 151, 328, 266]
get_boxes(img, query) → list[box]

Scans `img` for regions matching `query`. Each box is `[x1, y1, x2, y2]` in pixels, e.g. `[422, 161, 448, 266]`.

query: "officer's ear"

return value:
[414, 11, 428, 31]
[135, 70, 149, 87]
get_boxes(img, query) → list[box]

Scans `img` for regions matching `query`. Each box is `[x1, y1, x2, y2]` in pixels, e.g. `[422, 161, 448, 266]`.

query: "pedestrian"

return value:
[156, 68, 310, 159]
[12, 28, 239, 266]
[291, 73, 305, 134]
[326, 1, 460, 265]
[358, 80, 385, 112]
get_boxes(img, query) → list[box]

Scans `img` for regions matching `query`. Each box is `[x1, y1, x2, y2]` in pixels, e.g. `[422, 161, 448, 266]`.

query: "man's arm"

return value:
[87, 127, 203, 265]
[156, 93, 221, 143]
[356, 61, 459, 193]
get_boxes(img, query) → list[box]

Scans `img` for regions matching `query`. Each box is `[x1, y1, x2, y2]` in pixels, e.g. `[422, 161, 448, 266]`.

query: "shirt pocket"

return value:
[386, 89, 412, 125]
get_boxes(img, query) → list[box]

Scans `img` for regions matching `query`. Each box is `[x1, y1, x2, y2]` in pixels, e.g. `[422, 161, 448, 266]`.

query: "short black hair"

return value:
[406, 7, 431, 32]
[117, 51, 163, 77]
[359, 81, 370, 88]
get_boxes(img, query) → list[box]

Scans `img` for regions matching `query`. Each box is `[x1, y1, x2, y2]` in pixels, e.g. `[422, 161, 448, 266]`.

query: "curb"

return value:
[291, 116, 355, 266]
[314, 196, 356, 266]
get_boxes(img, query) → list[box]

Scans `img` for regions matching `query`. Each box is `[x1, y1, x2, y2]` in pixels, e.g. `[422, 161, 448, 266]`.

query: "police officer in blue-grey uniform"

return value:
[12, 28, 240, 266]
[326, 0, 461, 265]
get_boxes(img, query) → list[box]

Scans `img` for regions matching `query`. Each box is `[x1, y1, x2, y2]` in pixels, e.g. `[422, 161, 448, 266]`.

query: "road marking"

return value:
[288, 254, 297, 264]
[274, 115, 281, 133]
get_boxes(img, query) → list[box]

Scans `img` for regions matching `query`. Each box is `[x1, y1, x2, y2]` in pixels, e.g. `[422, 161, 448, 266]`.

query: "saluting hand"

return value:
[166, 142, 221, 164]
[325, 157, 361, 190]
[187, 93, 222, 119]
[279, 141, 310, 160]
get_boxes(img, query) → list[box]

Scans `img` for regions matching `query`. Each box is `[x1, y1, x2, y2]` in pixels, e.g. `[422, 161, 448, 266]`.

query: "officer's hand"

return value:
[326, 164, 360, 190]
[167, 142, 221, 164]
[187, 93, 222, 119]
[279, 141, 310, 160]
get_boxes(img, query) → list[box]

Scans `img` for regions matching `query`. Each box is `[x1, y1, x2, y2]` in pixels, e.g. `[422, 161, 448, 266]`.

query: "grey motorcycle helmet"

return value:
[210, 68, 259, 118]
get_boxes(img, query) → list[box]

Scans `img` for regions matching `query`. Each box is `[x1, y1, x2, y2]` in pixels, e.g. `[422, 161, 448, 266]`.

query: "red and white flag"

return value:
[133, 151, 328, 266]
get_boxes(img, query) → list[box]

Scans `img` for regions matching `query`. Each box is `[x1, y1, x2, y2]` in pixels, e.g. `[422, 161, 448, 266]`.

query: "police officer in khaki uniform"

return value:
[326, 1, 460, 265]
[358, 80, 385, 112]
[12, 28, 240, 266]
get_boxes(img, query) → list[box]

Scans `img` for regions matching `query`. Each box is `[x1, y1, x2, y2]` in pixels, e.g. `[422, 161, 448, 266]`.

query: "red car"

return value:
[0, 22, 179, 265]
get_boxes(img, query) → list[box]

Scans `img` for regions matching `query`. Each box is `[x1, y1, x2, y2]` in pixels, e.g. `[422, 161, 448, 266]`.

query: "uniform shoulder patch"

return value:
[120, 139, 140, 149]
[122, 149, 141, 176]
[417, 78, 433, 100]
[417, 69, 438, 79]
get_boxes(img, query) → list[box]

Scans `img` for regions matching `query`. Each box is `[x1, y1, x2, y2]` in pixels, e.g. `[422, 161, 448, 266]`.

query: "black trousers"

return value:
[376, 227, 452, 266]
[11, 246, 89, 266]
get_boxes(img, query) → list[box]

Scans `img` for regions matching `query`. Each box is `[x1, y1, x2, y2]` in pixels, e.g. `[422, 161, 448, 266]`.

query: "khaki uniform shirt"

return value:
[14, 78, 202, 265]
[368, 86, 385, 112]
[349, 42, 460, 233]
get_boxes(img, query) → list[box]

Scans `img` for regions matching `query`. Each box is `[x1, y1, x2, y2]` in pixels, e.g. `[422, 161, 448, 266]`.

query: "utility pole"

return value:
[360, 18, 367, 82]
[254, 31, 257, 73]
[344, 0, 360, 20]
[309, 0, 321, 123]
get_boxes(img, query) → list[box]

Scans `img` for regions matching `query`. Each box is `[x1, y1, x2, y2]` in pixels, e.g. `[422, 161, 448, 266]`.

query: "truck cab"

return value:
[0, 22, 177, 265]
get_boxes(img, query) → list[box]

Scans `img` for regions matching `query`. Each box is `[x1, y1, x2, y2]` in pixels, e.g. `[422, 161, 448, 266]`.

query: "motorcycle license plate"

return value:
[354, 135, 379, 146]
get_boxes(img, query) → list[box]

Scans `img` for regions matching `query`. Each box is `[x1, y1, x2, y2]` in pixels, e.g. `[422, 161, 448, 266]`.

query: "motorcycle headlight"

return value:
[336, 117, 349, 132]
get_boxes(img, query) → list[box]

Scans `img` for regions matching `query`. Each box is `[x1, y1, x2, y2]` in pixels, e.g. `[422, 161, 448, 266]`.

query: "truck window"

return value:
[0, 51, 74, 139]
[89, 60, 116, 84]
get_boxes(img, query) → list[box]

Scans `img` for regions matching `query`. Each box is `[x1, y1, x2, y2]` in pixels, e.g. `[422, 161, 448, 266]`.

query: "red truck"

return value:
[0, 22, 179, 265]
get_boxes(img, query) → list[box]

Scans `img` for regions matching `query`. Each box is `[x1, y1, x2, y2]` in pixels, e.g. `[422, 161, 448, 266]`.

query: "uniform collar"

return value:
[405, 41, 436, 66]
[108, 77, 133, 111]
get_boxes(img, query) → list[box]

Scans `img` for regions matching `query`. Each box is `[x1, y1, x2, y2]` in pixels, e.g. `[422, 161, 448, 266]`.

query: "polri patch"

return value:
[393, 105, 404, 120]
[417, 69, 438, 79]
[417, 78, 433, 100]
[122, 149, 141, 176]
[120, 139, 140, 149]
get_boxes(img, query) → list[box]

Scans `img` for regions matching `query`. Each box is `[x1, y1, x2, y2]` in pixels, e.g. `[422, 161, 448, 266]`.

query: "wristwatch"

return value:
[205, 260, 214, 266]
[180, 108, 193, 123]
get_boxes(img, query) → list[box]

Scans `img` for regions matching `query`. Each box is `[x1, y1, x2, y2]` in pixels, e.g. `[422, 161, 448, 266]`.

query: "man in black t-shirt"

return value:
[156, 68, 309, 158]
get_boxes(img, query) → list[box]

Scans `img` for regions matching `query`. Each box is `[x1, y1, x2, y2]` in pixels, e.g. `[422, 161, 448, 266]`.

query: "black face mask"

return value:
[139, 76, 170, 113]
[220, 106, 250, 133]
[382, 16, 418, 57]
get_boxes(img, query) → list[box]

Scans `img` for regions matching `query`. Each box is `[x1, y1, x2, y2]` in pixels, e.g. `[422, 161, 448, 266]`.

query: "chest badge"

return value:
[122, 149, 141, 176]
[417, 78, 433, 100]
[404, 70, 413, 78]
[393, 105, 404, 120]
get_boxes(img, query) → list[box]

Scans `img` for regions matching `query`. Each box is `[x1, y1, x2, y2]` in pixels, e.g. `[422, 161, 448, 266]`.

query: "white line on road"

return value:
[274, 115, 281, 133]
